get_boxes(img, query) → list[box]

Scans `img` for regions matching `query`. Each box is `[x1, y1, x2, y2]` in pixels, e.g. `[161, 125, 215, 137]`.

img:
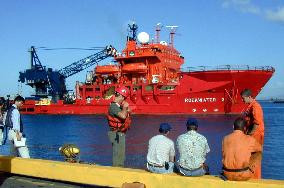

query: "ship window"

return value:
[158, 85, 176, 91]
[95, 87, 100, 91]
[145, 85, 153, 91]
[133, 86, 142, 91]
[86, 88, 93, 91]
[19, 108, 26, 112]
[27, 108, 34, 112]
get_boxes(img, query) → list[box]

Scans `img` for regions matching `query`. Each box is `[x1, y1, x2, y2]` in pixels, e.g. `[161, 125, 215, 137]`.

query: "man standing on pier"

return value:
[5, 95, 30, 158]
[241, 88, 264, 179]
[107, 86, 131, 167]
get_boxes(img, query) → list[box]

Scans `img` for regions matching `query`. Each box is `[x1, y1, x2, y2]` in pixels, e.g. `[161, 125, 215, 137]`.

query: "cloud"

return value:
[266, 7, 284, 23]
[222, 0, 260, 14]
[222, 0, 284, 24]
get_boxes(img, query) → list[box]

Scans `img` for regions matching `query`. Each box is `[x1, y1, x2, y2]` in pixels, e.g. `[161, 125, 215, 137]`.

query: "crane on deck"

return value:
[19, 45, 116, 101]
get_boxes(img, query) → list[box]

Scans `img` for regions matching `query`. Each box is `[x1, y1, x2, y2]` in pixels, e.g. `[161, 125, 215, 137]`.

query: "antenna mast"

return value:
[155, 23, 162, 43]
[166, 25, 178, 47]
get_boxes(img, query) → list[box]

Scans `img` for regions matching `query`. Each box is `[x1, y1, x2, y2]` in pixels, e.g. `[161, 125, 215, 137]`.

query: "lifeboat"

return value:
[122, 63, 147, 73]
[95, 65, 120, 74]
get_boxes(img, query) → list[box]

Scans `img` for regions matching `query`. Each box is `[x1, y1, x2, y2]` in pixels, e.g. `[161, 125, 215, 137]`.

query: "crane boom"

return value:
[59, 45, 116, 78]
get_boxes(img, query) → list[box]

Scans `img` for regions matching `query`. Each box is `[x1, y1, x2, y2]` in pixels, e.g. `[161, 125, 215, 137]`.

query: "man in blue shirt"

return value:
[6, 95, 30, 158]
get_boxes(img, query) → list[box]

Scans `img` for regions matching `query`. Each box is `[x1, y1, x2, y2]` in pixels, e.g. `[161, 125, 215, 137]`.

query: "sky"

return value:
[0, 0, 284, 99]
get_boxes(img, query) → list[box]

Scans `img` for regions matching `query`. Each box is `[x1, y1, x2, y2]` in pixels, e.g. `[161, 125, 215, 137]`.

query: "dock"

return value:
[0, 156, 283, 188]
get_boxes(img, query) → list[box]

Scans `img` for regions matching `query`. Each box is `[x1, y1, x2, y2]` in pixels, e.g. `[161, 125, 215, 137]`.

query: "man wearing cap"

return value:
[107, 86, 131, 167]
[146, 123, 175, 174]
[176, 118, 210, 176]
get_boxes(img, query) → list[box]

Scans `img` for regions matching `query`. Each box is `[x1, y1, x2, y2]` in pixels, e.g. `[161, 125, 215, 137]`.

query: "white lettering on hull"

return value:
[184, 97, 217, 103]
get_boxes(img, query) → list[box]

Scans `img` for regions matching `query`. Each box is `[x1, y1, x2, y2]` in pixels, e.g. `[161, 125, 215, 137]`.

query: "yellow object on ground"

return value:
[0, 156, 283, 188]
[59, 144, 80, 162]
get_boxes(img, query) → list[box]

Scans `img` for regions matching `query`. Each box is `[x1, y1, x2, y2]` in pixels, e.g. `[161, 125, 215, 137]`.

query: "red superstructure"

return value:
[20, 23, 274, 115]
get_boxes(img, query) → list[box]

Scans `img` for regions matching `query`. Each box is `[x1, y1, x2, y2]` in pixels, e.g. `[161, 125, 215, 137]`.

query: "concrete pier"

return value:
[0, 156, 283, 188]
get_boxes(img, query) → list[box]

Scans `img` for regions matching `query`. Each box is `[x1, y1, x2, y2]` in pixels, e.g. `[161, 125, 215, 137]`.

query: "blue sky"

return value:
[0, 0, 284, 99]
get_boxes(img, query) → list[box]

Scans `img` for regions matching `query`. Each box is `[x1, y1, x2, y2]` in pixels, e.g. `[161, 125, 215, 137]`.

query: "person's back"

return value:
[146, 123, 175, 174]
[177, 131, 209, 169]
[222, 117, 262, 181]
[147, 135, 174, 165]
[176, 118, 210, 176]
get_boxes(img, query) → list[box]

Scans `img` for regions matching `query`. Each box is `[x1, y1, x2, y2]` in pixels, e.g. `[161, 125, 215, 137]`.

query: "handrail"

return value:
[181, 65, 275, 72]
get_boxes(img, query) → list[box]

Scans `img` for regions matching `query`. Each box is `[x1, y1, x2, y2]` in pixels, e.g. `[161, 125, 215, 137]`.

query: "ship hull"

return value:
[21, 69, 274, 115]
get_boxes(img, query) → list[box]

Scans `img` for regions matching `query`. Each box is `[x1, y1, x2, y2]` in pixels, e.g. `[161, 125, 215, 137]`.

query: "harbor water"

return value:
[1, 101, 283, 180]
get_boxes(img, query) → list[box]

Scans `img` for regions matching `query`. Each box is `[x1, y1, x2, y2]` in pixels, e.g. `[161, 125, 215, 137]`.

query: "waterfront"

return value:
[1, 101, 283, 180]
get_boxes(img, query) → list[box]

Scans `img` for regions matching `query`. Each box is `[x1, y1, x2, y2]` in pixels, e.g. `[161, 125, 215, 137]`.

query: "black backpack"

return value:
[5, 106, 16, 129]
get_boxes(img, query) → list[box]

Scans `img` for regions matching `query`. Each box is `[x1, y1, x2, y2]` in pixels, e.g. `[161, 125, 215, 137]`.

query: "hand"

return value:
[16, 132, 21, 141]
[122, 101, 129, 109]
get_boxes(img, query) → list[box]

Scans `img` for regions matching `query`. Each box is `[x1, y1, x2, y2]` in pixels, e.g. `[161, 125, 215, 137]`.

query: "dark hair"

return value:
[0, 97, 5, 105]
[14, 95, 25, 103]
[241, 89, 252, 97]
[159, 128, 168, 134]
[234, 117, 245, 131]
[187, 125, 198, 131]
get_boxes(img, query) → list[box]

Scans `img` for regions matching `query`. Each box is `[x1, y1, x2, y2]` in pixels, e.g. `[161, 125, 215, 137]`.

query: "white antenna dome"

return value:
[160, 41, 167, 45]
[137, 32, 150, 44]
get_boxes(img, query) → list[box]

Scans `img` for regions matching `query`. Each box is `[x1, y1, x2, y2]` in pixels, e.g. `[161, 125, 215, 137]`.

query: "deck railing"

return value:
[181, 65, 275, 72]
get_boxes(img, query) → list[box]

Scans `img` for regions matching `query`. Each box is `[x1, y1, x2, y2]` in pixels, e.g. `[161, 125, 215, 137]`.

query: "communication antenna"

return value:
[155, 23, 163, 43]
[166, 25, 178, 47]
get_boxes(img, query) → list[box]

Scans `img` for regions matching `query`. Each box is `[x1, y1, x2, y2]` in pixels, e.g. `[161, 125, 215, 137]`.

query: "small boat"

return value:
[273, 99, 284, 103]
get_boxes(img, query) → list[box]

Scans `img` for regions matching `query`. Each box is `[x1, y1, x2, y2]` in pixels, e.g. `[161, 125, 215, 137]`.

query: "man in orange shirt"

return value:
[222, 117, 262, 181]
[241, 88, 264, 178]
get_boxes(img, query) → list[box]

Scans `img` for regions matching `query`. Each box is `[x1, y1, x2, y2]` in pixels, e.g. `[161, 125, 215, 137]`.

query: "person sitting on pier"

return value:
[176, 118, 210, 176]
[222, 117, 262, 181]
[146, 123, 175, 174]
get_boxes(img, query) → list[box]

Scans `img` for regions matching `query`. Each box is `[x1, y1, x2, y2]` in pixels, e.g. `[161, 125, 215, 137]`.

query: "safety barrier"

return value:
[0, 156, 283, 188]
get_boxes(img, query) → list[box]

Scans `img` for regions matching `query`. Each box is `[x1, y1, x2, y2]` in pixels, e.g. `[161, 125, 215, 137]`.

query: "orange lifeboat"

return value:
[122, 63, 147, 73]
[95, 65, 120, 74]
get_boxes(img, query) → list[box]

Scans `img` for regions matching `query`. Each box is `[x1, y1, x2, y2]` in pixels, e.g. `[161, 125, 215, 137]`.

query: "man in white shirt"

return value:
[6, 95, 30, 158]
[146, 123, 175, 174]
[176, 118, 210, 176]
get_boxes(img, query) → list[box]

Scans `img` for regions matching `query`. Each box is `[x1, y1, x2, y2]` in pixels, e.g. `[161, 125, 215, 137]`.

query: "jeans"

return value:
[147, 162, 175, 174]
[177, 165, 208, 176]
[108, 131, 125, 167]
